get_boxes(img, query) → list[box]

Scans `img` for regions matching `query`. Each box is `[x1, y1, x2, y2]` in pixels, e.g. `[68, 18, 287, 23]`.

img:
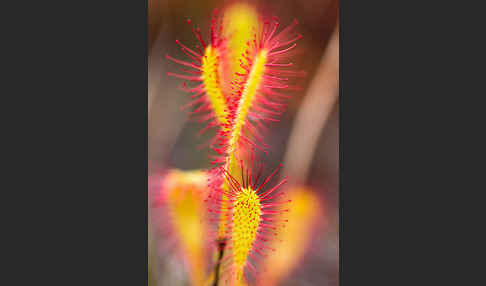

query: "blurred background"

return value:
[148, 0, 339, 285]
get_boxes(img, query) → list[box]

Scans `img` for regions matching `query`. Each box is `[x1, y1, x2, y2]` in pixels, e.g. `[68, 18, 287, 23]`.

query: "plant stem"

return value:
[281, 24, 339, 185]
[212, 240, 227, 286]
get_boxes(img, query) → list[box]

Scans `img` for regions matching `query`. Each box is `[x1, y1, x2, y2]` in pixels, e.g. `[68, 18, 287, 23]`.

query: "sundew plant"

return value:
[150, 3, 326, 286]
